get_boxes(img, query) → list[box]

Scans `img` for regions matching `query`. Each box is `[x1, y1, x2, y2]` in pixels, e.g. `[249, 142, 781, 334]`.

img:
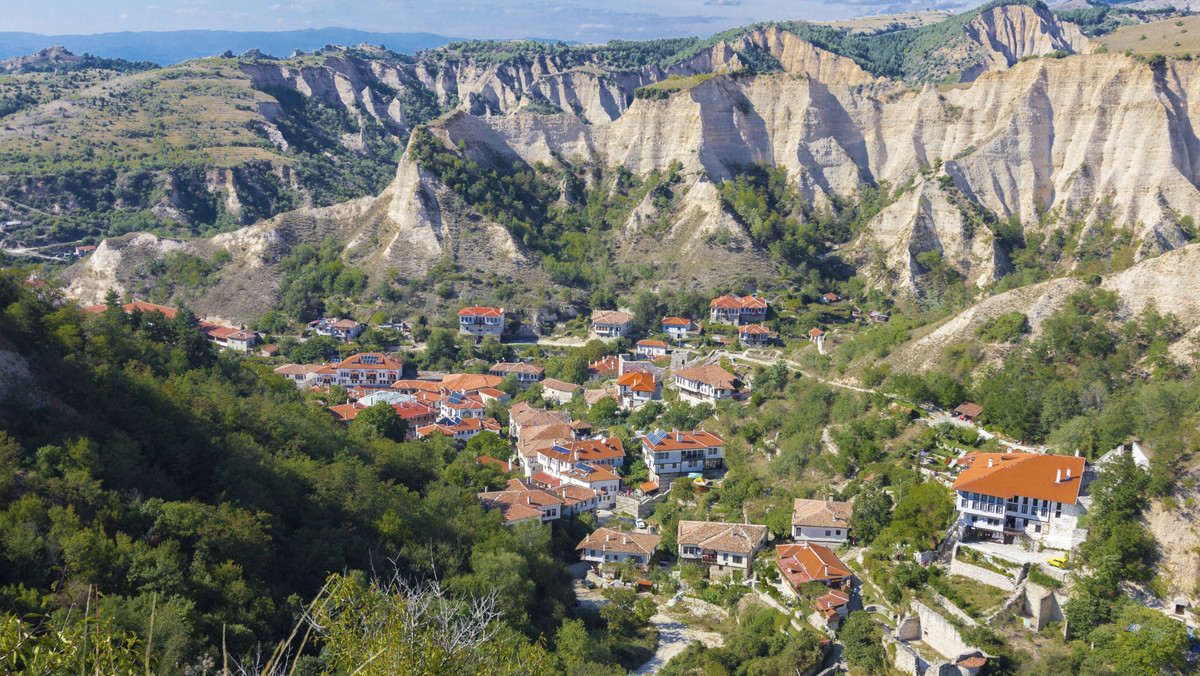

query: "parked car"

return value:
[1047, 556, 1068, 568]
[583, 580, 597, 590]
[635, 518, 647, 530]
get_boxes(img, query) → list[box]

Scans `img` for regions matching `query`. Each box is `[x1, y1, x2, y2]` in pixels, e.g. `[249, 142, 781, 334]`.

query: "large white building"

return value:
[458, 306, 505, 338]
[640, 429, 725, 485]
[591, 310, 635, 339]
[951, 452, 1088, 550]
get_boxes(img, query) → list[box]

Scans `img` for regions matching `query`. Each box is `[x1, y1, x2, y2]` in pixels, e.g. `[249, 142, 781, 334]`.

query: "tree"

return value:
[599, 587, 641, 635]
[559, 355, 589, 385]
[352, 403, 408, 442]
[850, 483, 894, 545]
[589, 396, 621, 426]
[425, 328, 459, 369]
[875, 482, 953, 550]
[554, 618, 595, 668]
[839, 611, 884, 672]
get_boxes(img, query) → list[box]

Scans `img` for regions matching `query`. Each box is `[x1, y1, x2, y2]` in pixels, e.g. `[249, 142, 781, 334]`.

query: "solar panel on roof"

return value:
[646, 430, 666, 446]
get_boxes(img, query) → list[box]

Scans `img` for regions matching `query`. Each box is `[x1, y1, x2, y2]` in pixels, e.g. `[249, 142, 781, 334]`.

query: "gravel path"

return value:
[632, 613, 723, 675]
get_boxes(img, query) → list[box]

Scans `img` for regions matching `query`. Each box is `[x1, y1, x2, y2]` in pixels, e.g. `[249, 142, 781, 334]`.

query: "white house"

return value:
[661, 317, 700, 341]
[737, 324, 772, 347]
[636, 339, 670, 358]
[791, 499, 853, 544]
[709, 294, 767, 326]
[591, 310, 635, 339]
[458, 306, 505, 338]
[577, 528, 661, 568]
[677, 521, 768, 574]
[272, 363, 323, 388]
[309, 318, 365, 342]
[490, 362, 545, 387]
[951, 452, 1088, 550]
[640, 429, 725, 485]
[617, 371, 661, 409]
[541, 378, 582, 404]
[312, 353, 405, 389]
[672, 364, 738, 405]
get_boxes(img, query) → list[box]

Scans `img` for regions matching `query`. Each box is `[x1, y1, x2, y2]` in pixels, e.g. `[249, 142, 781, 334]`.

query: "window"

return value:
[1034, 524, 1041, 533]
[835, 530, 841, 536]
[825, 530, 831, 536]
[1055, 503, 1062, 518]
[732, 555, 743, 565]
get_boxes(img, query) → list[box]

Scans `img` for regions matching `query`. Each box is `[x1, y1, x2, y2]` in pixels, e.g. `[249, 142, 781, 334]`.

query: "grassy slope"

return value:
[1097, 14, 1200, 56]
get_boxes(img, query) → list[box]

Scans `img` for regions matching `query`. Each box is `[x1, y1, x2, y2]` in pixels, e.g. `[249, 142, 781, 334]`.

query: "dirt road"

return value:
[632, 612, 723, 675]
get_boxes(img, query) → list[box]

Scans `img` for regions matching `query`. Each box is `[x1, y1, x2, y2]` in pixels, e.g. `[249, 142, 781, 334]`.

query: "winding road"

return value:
[632, 612, 723, 675]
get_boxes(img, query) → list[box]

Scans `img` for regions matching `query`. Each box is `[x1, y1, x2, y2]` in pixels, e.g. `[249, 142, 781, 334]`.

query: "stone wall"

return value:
[913, 600, 975, 659]
[884, 633, 928, 675]
[948, 553, 1019, 591]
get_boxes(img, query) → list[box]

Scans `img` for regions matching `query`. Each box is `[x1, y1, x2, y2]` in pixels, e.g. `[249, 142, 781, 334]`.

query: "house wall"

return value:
[793, 524, 849, 543]
[884, 634, 926, 676]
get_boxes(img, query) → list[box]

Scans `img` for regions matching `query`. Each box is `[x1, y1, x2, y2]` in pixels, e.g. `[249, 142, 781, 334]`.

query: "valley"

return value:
[3, 1, 1200, 675]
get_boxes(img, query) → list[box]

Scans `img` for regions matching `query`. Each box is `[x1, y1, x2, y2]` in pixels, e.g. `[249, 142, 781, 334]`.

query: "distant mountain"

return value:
[0, 28, 458, 64]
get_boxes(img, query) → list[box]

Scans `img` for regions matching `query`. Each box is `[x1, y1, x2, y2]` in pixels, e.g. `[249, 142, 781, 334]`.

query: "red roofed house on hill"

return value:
[661, 316, 701, 342]
[590, 309, 635, 339]
[635, 339, 670, 358]
[577, 528, 661, 568]
[617, 371, 661, 409]
[677, 521, 768, 574]
[458, 306, 505, 338]
[951, 452, 1088, 549]
[309, 317, 365, 342]
[489, 362, 545, 387]
[640, 429, 724, 485]
[791, 499, 853, 544]
[776, 542, 853, 589]
[314, 353, 404, 389]
[737, 324, 772, 347]
[709, 293, 767, 326]
[530, 438, 624, 509]
[478, 478, 598, 525]
[672, 364, 738, 405]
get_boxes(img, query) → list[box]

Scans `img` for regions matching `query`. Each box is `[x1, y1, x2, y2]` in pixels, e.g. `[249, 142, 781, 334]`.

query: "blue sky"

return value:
[15, 0, 975, 41]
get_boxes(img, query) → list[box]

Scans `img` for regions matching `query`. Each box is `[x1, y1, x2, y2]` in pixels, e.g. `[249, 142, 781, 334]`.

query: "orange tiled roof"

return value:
[542, 438, 625, 463]
[477, 456, 514, 472]
[808, 328, 825, 337]
[441, 373, 504, 392]
[738, 324, 770, 335]
[709, 294, 766, 310]
[955, 402, 984, 418]
[618, 371, 657, 392]
[637, 339, 669, 348]
[458, 306, 504, 317]
[951, 452, 1086, 504]
[541, 378, 581, 393]
[662, 316, 693, 326]
[328, 403, 363, 422]
[776, 542, 852, 582]
[335, 352, 404, 370]
[124, 301, 177, 318]
[641, 429, 725, 452]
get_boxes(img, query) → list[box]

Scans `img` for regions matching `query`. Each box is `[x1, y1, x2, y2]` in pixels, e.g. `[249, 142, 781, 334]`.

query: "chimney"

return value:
[1066, 468, 1072, 480]
[1075, 449, 1080, 457]
[623, 536, 629, 544]
[1055, 469, 1062, 483]
[987, 458, 993, 468]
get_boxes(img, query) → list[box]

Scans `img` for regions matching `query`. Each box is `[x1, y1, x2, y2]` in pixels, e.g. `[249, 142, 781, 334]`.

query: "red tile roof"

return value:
[458, 306, 504, 317]
[592, 309, 634, 325]
[641, 429, 725, 452]
[792, 499, 853, 529]
[542, 378, 582, 393]
[952, 452, 1086, 504]
[335, 353, 404, 371]
[662, 316, 693, 326]
[577, 528, 661, 557]
[392, 400, 435, 419]
[637, 339, 669, 348]
[588, 355, 620, 376]
[618, 371, 657, 393]
[709, 294, 766, 310]
[955, 402, 984, 418]
[738, 324, 770, 335]
[808, 328, 825, 337]
[541, 438, 626, 464]
[328, 403, 363, 422]
[441, 373, 503, 392]
[776, 543, 852, 584]
[124, 301, 178, 318]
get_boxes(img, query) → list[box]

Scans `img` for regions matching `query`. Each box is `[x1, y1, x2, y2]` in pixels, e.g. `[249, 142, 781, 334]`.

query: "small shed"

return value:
[954, 402, 984, 421]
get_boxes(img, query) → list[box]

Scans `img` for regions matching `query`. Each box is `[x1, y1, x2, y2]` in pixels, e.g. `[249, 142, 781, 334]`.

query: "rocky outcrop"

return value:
[957, 4, 1095, 82]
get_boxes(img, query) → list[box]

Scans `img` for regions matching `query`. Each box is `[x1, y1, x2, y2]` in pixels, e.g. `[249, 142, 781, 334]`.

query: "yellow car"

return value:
[1047, 556, 1068, 568]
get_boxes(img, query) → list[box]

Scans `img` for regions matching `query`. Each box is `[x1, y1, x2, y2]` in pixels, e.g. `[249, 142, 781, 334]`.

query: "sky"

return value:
[12, 0, 977, 42]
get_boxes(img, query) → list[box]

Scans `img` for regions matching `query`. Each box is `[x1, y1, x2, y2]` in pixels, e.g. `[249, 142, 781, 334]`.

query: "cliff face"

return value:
[957, 4, 1095, 82]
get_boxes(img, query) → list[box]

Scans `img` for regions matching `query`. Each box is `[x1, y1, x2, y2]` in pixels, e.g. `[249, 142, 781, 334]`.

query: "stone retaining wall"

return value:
[912, 600, 975, 660]
[948, 552, 1019, 591]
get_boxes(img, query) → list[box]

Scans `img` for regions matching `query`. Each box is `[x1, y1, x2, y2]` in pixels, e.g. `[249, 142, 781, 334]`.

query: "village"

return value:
[74, 287, 1198, 675]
